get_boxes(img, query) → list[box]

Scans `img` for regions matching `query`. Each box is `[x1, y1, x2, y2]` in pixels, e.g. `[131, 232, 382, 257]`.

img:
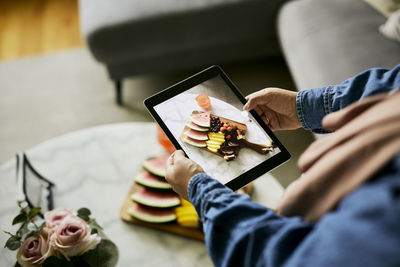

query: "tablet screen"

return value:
[153, 74, 281, 185]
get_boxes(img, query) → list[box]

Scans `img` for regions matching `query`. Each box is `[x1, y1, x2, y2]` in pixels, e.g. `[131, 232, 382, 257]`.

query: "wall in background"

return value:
[0, 0, 83, 61]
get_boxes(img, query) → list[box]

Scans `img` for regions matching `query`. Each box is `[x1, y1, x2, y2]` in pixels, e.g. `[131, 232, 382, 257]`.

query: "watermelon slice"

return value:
[183, 136, 207, 147]
[185, 129, 208, 141]
[142, 156, 168, 177]
[186, 120, 209, 132]
[135, 171, 172, 190]
[131, 188, 180, 208]
[191, 112, 211, 128]
[127, 203, 176, 223]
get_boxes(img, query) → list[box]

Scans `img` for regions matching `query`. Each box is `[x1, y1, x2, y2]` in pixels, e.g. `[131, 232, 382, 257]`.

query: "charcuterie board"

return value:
[180, 111, 274, 161]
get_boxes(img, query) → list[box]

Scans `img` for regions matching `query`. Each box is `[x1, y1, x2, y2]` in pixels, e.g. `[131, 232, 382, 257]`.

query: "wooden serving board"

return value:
[180, 111, 247, 158]
[120, 182, 204, 241]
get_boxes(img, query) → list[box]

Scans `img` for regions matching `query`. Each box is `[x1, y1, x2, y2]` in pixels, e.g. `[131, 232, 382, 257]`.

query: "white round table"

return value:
[0, 123, 284, 266]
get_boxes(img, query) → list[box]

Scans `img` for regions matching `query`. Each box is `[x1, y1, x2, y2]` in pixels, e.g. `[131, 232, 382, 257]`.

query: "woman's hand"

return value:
[165, 150, 204, 200]
[243, 88, 301, 131]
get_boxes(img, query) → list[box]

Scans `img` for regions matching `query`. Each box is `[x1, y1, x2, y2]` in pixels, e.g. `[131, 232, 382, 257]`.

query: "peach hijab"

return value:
[278, 91, 400, 222]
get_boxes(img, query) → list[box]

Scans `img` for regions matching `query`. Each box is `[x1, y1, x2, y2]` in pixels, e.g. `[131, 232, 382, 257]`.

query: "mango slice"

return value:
[175, 199, 199, 228]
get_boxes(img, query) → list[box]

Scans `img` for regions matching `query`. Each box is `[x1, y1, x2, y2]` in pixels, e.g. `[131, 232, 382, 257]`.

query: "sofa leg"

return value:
[115, 79, 123, 106]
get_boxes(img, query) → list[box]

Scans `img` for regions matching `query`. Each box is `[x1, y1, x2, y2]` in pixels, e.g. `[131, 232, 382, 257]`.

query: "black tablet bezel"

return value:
[144, 65, 290, 191]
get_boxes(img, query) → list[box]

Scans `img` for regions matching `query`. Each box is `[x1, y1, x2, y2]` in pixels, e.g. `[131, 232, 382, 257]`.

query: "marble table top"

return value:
[0, 123, 284, 267]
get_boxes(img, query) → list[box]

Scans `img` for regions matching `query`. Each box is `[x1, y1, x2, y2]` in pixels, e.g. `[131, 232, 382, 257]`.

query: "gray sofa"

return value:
[79, 0, 287, 105]
[278, 0, 400, 91]
[80, 0, 399, 105]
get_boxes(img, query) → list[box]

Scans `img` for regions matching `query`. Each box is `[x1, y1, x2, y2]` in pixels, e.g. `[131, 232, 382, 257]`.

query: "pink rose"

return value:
[17, 234, 51, 267]
[49, 215, 100, 259]
[45, 208, 74, 228]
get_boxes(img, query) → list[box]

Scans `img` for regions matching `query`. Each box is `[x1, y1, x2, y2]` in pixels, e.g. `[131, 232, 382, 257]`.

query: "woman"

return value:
[166, 65, 400, 267]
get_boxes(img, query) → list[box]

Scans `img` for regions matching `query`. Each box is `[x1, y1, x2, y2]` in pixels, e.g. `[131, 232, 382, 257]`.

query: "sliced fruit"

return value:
[174, 202, 199, 228]
[210, 138, 224, 142]
[207, 147, 218, 153]
[131, 188, 180, 208]
[208, 133, 225, 142]
[135, 171, 172, 190]
[142, 156, 168, 177]
[208, 139, 224, 143]
[176, 214, 199, 220]
[191, 112, 211, 128]
[206, 144, 220, 150]
[206, 132, 225, 152]
[206, 140, 224, 146]
[207, 143, 222, 148]
[175, 203, 197, 212]
[128, 203, 176, 223]
[186, 120, 209, 132]
[183, 136, 207, 147]
[209, 132, 224, 137]
[177, 216, 199, 228]
[209, 136, 224, 141]
[212, 134, 225, 138]
[180, 198, 192, 206]
[175, 206, 197, 216]
[209, 136, 225, 141]
[175, 212, 198, 219]
[185, 129, 208, 141]
[176, 214, 199, 221]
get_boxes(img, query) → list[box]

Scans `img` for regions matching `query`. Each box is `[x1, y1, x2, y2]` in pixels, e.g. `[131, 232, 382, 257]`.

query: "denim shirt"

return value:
[188, 65, 400, 267]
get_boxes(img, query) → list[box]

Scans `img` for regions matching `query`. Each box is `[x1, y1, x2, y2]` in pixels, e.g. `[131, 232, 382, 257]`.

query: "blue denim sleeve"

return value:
[188, 173, 313, 267]
[188, 159, 400, 267]
[297, 64, 400, 133]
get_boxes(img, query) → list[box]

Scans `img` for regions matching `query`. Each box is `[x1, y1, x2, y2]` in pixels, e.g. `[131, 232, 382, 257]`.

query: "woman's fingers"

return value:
[243, 95, 262, 111]
[252, 105, 279, 130]
[167, 151, 175, 166]
[254, 106, 264, 117]
[243, 89, 271, 111]
[261, 106, 279, 130]
[172, 150, 185, 160]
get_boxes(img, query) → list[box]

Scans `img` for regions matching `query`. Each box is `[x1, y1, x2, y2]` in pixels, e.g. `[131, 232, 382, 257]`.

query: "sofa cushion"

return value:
[278, 0, 400, 90]
[380, 10, 400, 43]
[79, 0, 286, 74]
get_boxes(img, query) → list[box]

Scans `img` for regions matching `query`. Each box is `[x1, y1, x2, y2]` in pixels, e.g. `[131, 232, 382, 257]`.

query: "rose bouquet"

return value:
[4, 202, 118, 267]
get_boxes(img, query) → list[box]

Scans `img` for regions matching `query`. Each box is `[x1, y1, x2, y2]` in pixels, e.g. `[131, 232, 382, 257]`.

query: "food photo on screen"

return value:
[154, 75, 280, 184]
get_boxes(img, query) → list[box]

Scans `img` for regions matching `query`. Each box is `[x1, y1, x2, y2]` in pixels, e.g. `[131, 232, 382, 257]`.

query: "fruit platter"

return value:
[120, 154, 255, 240]
[120, 155, 204, 241]
[181, 111, 275, 161]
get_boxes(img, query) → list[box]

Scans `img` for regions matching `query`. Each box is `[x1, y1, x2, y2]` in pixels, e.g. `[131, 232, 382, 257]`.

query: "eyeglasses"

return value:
[16, 153, 55, 218]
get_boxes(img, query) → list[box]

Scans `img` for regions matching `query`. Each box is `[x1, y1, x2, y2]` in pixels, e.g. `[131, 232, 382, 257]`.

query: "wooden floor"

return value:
[0, 0, 83, 61]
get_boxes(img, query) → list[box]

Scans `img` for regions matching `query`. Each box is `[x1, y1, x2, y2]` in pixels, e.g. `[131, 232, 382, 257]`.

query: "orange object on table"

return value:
[196, 94, 211, 109]
[157, 126, 175, 154]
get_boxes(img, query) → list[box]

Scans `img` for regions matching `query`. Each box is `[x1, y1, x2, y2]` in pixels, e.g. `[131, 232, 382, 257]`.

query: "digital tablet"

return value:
[144, 65, 290, 191]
